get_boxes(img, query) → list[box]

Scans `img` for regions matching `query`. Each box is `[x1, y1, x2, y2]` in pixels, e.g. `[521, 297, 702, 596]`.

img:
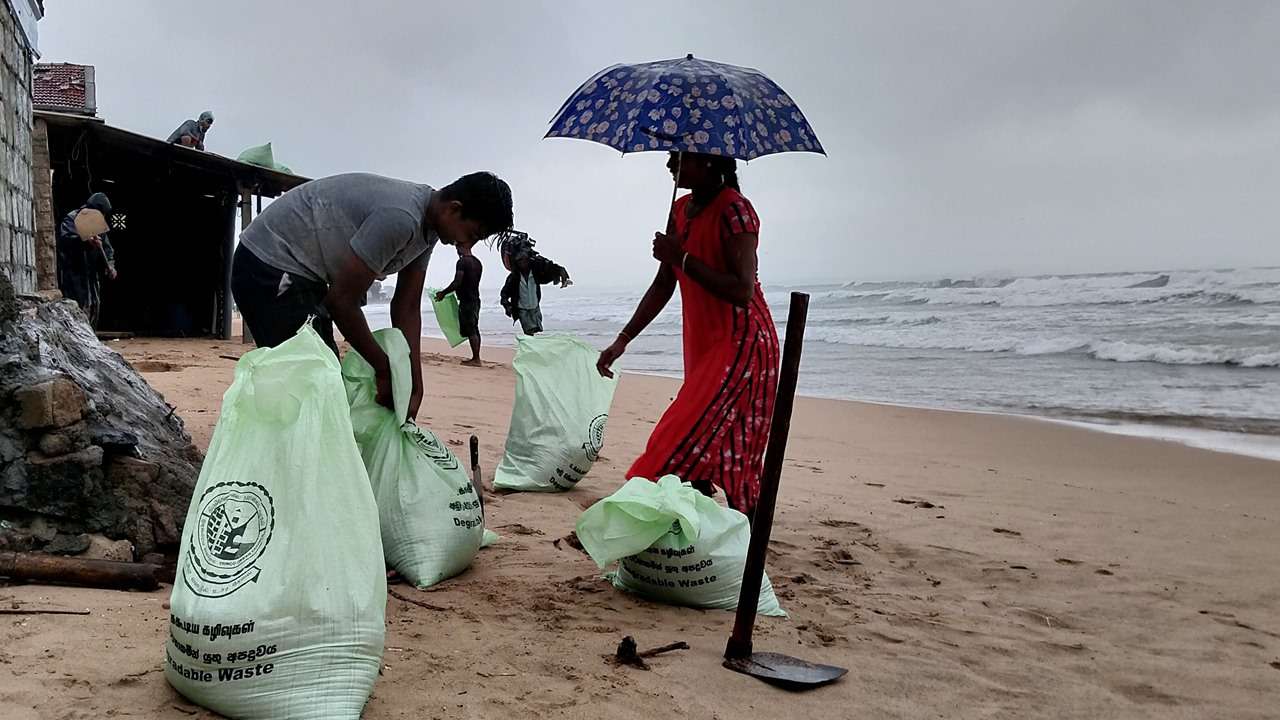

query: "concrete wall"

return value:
[0, 0, 35, 295]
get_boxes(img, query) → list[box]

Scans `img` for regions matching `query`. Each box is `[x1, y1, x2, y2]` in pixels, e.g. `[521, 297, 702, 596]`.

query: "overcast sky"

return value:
[38, 1, 1280, 288]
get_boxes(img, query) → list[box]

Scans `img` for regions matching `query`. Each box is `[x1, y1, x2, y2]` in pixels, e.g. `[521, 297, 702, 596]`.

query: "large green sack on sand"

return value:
[427, 288, 466, 347]
[576, 475, 785, 617]
[165, 324, 386, 719]
[493, 335, 617, 492]
[342, 328, 485, 588]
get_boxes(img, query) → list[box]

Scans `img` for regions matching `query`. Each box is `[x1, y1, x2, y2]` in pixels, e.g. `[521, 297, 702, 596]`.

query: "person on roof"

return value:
[166, 111, 214, 150]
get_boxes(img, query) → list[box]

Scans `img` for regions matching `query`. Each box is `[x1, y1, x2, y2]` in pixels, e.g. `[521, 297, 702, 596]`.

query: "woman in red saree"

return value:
[598, 151, 779, 518]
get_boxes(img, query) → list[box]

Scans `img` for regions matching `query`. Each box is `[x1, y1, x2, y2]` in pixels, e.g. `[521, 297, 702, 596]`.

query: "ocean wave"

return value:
[825, 315, 942, 328]
[820, 268, 1280, 308]
[1088, 342, 1280, 368]
[815, 286, 1273, 308]
[806, 328, 1280, 368]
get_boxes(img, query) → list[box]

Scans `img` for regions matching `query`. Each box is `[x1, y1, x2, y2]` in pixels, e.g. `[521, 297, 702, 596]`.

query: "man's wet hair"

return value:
[439, 172, 514, 238]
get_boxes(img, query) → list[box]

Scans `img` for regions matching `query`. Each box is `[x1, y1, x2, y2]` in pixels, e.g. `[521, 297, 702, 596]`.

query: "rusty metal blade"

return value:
[723, 652, 847, 689]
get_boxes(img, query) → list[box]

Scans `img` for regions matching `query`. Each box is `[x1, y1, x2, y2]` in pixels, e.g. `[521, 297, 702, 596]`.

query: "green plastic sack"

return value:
[493, 335, 618, 492]
[236, 142, 294, 174]
[576, 475, 786, 617]
[166, 324, 386, 719]
[427, 287, 465, 347]
[342, 328, 485, 588]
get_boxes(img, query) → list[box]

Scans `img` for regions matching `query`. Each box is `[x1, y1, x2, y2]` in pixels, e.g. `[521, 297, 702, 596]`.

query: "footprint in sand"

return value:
[553, 532, 588, 555]
[819, 519, 863, 529]
[894, 498, 942, 509]
[795, 622, 843, 647]
[1199, 610, 1280, 639]
[824, 548, 862, 567]
[573, 494, 607, 511]
[497, 523, 543, 536]
[1110, 682, 1181, 706]
[992, 527, 1021, 537]
[789, 460, 825, 474]
[132, 360, 182, 373]
[1010, 606, 1072, 629]
[1054, 558, 1082, 566]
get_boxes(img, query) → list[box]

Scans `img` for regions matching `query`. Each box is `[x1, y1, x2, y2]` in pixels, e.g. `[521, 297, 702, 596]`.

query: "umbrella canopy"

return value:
[546, 54, 824, 161]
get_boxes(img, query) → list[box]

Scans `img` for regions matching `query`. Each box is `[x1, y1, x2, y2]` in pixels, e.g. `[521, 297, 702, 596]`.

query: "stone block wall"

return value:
[0, 0, 35, 295]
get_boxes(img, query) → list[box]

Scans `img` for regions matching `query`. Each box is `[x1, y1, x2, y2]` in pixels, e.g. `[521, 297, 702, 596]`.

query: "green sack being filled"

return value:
[165, 324, 386, 719]
[576, 475, 786, 617]
[493, 335, 617, 492]
[341, 328, 485, 588]
[427, 288, 466, 347]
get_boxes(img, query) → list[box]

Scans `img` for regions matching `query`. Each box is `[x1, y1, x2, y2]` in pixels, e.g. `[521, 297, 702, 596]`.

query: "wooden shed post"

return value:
[238, 186, 254, 344]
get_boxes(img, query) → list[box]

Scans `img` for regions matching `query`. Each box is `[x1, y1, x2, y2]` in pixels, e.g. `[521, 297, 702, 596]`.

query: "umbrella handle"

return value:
[667, 152, 683, 234]
[725, 291, 809, 660]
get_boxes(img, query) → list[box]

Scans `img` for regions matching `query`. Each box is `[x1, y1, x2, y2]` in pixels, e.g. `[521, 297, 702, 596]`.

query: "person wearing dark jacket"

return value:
[57, 192, 117, 327]
[167, 111, 214, 150]
[500, 251, 569, 335]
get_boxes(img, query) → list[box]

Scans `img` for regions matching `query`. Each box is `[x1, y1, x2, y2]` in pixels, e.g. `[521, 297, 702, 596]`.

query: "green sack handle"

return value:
[236, 322, 341, 425]
[340, 327, 414, 422]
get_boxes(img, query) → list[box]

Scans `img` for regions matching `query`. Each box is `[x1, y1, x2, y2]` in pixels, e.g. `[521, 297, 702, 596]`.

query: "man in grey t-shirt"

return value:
[231, 171, 513, 420]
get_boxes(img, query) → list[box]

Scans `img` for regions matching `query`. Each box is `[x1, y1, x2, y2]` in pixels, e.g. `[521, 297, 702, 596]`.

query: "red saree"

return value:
[627, 187, 780, 516]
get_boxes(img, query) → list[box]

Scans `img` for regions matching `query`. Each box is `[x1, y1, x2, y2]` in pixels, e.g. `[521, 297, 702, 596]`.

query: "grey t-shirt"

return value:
[239, 173, 437, 285]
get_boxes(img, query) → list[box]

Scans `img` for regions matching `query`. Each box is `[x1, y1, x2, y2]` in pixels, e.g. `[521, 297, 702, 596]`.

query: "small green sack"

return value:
[493, 335, 618, 492]
[576, 475, 785, 617]
[235, 142, 293, 173]
[427, 288, 465, 347]
[342, 329, 485, 588]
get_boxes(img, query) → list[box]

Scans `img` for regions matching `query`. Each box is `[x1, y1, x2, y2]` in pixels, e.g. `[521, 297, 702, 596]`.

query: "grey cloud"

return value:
[39, 0, 1280, 287]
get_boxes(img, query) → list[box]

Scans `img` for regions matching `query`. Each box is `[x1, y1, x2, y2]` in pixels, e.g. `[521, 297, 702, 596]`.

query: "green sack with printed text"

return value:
[493, 334, 618, 492]
[575, 475, 785, 617]
[165, 324, 386, 719]
[427, 288, 466, 347]
[342, 328, 486, 588]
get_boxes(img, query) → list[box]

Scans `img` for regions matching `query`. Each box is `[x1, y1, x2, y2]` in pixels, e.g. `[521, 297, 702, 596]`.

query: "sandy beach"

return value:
[2, 335, 1278, 719]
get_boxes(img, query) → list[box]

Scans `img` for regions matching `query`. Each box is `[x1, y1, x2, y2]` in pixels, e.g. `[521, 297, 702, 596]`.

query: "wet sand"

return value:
[2, 336, 1278, 719]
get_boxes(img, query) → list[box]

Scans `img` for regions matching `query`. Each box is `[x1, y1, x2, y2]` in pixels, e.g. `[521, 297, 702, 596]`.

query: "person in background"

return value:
[166, 110, 214, 150]
[436, 242, 484, 366]
[232, 171, 514, 419]
[500, 249, 570, 336]
[597, 151, 778, 519]
[56, 192, 117, 328]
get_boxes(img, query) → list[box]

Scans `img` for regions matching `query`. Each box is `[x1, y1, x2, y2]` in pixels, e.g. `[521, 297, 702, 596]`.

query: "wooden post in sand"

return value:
[238, 187, 254, 344]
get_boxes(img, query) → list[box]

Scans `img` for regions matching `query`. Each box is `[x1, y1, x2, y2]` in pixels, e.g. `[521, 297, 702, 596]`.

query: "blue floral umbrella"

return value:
[546, 54, 825, 161]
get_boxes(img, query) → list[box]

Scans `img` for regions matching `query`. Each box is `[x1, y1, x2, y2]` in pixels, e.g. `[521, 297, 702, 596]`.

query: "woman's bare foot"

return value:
[461, 358, 483, 367]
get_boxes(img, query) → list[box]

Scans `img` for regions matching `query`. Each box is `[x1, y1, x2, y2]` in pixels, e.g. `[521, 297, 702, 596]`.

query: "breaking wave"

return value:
[822, 269, 1280, 308]
[807, 329, 1280, 368]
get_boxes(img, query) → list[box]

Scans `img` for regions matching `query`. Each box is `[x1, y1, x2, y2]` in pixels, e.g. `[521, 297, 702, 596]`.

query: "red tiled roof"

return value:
[33, 63, 94, 115]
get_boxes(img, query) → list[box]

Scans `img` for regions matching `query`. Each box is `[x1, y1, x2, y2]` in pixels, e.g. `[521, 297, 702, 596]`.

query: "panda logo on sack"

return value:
[184, 482, 275, 598]
[583, 414, 608, 462]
